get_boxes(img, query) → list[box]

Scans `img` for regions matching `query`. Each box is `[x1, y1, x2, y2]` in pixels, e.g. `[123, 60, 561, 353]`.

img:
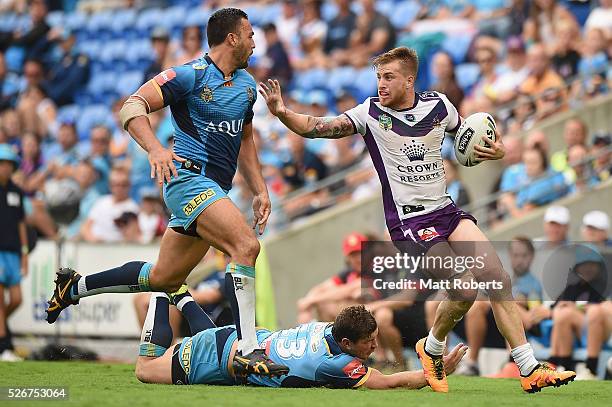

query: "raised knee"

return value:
[236, 237, 260, 261]
[149, 270, 183, 293]
[586, 304, 604, 323]
[552, 306, 574, 323]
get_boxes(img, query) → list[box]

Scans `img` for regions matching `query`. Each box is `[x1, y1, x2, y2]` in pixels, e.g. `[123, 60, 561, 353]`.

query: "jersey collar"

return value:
[393, 92, 420, 112]
[324, 324, 343, 355]
[204, 54, 235, 80]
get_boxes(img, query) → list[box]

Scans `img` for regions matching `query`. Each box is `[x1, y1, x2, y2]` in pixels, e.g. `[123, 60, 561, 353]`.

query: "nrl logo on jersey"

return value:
[200, 85, 213, 102]
[246, 87, 254, 103]
[378, 113, 392, 131]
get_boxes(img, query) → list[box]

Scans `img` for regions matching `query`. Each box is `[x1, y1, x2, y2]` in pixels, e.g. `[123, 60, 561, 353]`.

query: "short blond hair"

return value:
[371, 47, 419, 76]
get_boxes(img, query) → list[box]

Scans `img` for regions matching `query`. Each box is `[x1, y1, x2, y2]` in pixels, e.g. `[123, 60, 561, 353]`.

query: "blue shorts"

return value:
[177, 326, 273, 385]
[0, 251, 21, 287]
[163, 167, 228, 233]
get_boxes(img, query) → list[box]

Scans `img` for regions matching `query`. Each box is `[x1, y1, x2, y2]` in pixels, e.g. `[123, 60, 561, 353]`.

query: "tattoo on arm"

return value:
[303, 115, 356, 139]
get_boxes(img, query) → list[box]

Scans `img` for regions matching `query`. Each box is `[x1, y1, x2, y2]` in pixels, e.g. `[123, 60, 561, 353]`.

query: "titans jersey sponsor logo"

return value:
[203, 119, 245, 138]
[181, 339, 192, 374]
[342, 359, 367, 379]
[183, 189, 216, 216]
[154, 69, 176, 86]
[200, 85, 213, 102]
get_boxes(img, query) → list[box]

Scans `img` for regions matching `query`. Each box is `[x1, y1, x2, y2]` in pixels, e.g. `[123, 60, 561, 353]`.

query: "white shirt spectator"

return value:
[87, 195, 139, 242]
[585, 6, 612, 35]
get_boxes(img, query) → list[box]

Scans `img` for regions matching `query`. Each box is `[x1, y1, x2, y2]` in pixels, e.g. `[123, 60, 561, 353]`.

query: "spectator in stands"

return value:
[87, 125, 112, 195]
[0, 51, 19, 112]
[506, 93, 536, 133]
[499, 144, 568, 217]
[281, 132, 328, 190]
[431, 51, 464, 109]
[348, 0, 396, 68]
[144, 27, 171, 83]
[465, 46, 499, 109]
[0, 0, 50, 65]
[293, 0, 327, 71]
[20, 59, 45, 93]
[172, 25, 203, 67]
[520, 43, 567, 117]
[65, 159, 101, 239]
[566, 144, 598, 195]
[14, 132, 42, 195]
[109, 97, 129, 158]
[548, 247, 612, 379]
[551, 20, 581, 81]
[80, 166, 138, 243]
[538, 205, 570, 248]
[0, 143, 28, 361]
[297, 232, 367, 323]
[277, 0, 300, 58]
[43, 121, 80, 167]
[490, 37, 529, 105]
[584, 0, 612, 36]
[459, 237, 543, 376]
[551, 118, 588, 173]
[323, 0, 357, 67]
[137, 187, 165, 243]
[15, 84, 56, 138]
[581, 210, 612, 247]
[523, 0, 577, 51]
[0, 109, 22, 148]
[42, 29, 89, 106]
[574, 28, 609, 100]
[591, 133, 611, 183]
[498, 134, 525, 193]
[444, 159, 470, 208]
[261, 24, 292, 87]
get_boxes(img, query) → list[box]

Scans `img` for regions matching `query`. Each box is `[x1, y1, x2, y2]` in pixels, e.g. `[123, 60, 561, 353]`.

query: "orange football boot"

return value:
[415, 337, 448, 393]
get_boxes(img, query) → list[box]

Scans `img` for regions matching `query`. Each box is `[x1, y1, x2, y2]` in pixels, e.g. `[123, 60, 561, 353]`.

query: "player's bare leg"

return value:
[46, 227, 209, 323]
[449, 220, 576, 392]
[195, 197, 289, 377]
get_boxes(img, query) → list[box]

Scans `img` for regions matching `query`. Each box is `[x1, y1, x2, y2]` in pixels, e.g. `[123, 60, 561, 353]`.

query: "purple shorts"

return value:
[389, 203, 477, 251]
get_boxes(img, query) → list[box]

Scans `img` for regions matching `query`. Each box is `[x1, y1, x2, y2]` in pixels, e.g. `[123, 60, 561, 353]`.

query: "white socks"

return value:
[233, 274, 258, 355]
[425, 330, 446, 356]
[511, 343, 539, 376]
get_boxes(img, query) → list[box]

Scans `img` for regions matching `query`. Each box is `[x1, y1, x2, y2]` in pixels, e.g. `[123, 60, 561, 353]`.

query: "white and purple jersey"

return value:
[344, 91, 461, 234]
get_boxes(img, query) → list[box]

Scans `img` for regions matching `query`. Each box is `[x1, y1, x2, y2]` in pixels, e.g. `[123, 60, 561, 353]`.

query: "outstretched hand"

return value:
[258, 79, 286, 117]
[444, 343, 469, 375]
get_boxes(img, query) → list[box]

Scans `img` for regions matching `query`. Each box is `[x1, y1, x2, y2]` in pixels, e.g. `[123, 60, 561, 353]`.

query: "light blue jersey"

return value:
[178, 323, 371, 388]
[154, 55, 257, 231]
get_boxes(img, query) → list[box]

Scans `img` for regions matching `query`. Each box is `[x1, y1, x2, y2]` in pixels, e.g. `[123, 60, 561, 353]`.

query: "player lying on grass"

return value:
[135, 290, 467, 389]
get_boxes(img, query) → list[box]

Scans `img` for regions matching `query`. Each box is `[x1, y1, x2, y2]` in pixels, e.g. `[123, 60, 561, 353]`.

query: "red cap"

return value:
[342, 232, 367, 256]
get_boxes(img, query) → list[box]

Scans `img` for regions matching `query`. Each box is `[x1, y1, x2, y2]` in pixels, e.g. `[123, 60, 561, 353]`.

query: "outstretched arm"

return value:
[363, 343, 468, 389]
[258, 79, 355, 139]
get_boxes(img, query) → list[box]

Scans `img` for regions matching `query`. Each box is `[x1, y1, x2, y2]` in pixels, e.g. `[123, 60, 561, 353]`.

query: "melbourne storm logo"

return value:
[400, 140, 427, 162]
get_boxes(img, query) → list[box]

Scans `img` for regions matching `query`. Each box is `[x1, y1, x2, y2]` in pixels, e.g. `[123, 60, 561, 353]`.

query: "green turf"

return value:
[1, 362, 611, 407]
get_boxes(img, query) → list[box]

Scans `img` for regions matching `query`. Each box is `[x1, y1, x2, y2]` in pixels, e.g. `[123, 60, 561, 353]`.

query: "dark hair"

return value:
[207, 8, 248, 47]
[332, 305, 377, 343]
[510, 236, 535, 255]
[262, 23, 277, 33]
[526, 143, 549, 171]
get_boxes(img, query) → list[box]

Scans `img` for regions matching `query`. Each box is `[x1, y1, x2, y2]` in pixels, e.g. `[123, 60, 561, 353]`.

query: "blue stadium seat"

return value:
[244, 5, 264, 26]
[455, 63, 480, 93]
[293, 69, 328, 91]
[64, 11, 88, 31]
[159, 5, 187, 30]
[321, 2, 339, 21]
[184, 7, 211, 27]
[110, 8, 137, 36]
[0, 13, 18, 32]
[46, 10, 64, 28]
[77, 105, 113, 139]
[390, 1, 421, 30]
[87, 10, 114, 33]
[57, 104, 81, 124]
[326, 66, 357, 94]
[354, 67, 377, 99]
[375, 0, 394, 18]
[441, 32, 474, 65]
[260, 3, 282, 25]
[115, 71, 145, 96]
[135, 7, 165, 33]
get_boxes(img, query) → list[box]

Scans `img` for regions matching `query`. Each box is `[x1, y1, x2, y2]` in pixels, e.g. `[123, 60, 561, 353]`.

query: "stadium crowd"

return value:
[0, 0, 610, 377]
[0, 0, 610, 241]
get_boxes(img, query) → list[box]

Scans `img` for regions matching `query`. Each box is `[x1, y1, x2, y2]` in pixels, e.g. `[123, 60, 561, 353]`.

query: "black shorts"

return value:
[392, 302, 428, 348]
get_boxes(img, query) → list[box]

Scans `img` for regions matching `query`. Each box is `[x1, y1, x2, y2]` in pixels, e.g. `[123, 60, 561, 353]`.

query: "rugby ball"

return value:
[454, 112, 497, 167]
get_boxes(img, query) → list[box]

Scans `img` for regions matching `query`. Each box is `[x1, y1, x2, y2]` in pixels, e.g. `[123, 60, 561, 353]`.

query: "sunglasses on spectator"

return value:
[111, 182, 130, 188]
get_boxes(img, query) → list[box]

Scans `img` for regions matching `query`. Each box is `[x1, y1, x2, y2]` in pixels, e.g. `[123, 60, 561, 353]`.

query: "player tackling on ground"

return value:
[44, 8, 288, 377]
[258, 47, 576, 393]
[134, 295, 468, 389]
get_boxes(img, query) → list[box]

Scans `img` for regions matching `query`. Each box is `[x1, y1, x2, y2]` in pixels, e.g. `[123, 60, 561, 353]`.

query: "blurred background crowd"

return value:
[0, 0, 610, 243]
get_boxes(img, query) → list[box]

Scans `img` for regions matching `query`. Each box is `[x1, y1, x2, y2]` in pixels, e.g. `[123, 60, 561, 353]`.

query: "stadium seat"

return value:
[375, 0, 394, 18]
[158, 5, 187, 30]
[390, 1, 422, 30]
[354, 67, 378, 99]
[326, 66, 357, 94]
[441, 32, 474, 65]
[135, 7, 165, 33]
[455, 63, 481, 93]
[115, 71, 145, 96]
[110, 9, 137, 36]
[183, 7, 210, 27]
[64, 11, 88, 31]
[57, 105, 81, 124]
[46, 10, 65, 28]
[321, 2, 339, 21]
[293, 69, 328, 91]
[77, 105, 114, 139]
[260, 3, 282, 25]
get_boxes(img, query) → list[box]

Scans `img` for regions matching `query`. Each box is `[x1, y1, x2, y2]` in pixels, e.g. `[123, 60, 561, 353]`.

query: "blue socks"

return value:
[174, 291, 216, 334]
[139, 293, 172, 357]
[71, 261, 153, 301]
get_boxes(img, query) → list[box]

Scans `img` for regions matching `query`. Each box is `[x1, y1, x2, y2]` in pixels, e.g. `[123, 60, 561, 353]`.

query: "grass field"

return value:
[1, 362, 611, 407]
